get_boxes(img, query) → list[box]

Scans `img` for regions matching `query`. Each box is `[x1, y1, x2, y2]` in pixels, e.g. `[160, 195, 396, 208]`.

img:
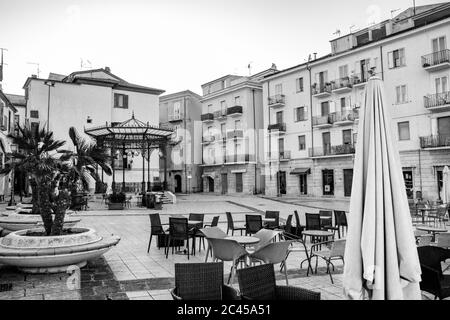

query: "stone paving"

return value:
[0, 193, 444, 300]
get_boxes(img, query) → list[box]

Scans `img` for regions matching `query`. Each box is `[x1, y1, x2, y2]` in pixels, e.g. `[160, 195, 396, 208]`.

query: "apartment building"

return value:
[159, 90, 202, 193]
[262, 3, 450, 201]
[23, 67, 165, 192]
[200, 66, 277, 194]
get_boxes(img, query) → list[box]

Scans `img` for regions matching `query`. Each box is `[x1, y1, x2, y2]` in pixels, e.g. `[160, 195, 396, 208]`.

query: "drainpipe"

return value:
[379, 45, 385, 80]
[252, 89, 257, 194]
[184, 96, 188, 193]
[307, 63, 314, 196]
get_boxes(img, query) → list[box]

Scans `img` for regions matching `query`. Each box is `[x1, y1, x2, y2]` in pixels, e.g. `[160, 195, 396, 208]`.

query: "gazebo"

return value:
[84, 114, 173, 192]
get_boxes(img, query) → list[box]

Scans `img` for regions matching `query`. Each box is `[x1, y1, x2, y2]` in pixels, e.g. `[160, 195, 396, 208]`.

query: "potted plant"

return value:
[0, 123, 120, 273]
[108, 192, 126, 210]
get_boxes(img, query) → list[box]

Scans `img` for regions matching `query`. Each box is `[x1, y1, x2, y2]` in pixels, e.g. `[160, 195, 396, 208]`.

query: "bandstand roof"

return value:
[84, 114, 173, 150]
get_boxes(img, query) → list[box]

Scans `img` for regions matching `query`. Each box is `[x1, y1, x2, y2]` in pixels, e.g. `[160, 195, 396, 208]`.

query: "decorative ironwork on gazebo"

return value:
[84, 113, 173, 192]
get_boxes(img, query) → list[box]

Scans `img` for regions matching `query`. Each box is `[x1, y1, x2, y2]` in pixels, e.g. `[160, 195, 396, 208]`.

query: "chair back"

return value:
[149, 214, 164, 233]
[265, 211, 280, 228]
[189, 213, 205, 223]
[319, 210, 332, 227]
[208, 238, 248, 262]
[437, 205, 448, 219]
[417, 235, 433, 247]
[226, 212, 235, 229]
[334, 210, 348, 227]
[236, 264, 277, 300]
[199, 227, 227, 239]
[417, 246, 448, 277]
[305, 213, 321, 230]
[284, 215, 293, 234]
[245, 215, 262, 234]
[293, 210, 303, 237]
[436, 233, 450, 248]
[211, 216, 220, 227]
[169, 217, 189, 240]
[174, 262, 224, 300]
[330, 239, 346, 258]
[250, 241, 292, 265]
[253, 229, 279, 251]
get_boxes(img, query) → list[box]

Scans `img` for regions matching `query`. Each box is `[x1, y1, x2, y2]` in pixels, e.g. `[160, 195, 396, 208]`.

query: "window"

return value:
[114, 93, 128, 108]
[173, 100, 182, 117]
[221, 123, 226, 137]
[31, 122, 39, 136]
[395, 85, 408, 104]
[275, 84, 283, 95]
[296, 77, 304, 92]
[276, 111, 283, 124]
[14, 115, 19, 134]
[340, 97, 348, 111]
[343, 129, 352, 145]
[398, 121, 410, 140]
[338, 65, 348, 78]
[321, 101, 330, 116]
[234, 96, 240, 105]
[298, 135, 306, 150]
[234, 120, 241, 130]
[432, 36, 447, 52]
[388, 48, 406, 68]
[207, 104, 213, 113]
[220, 100, 227, 112]
[294, 107, 307, 122]
[30, 110, 39, 118]
[435, 76, 448, 94]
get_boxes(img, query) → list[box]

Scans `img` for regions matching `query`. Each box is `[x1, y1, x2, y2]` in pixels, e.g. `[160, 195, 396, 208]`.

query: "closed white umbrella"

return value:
[343, 76, 422, 300]
[442, 166, 450, 204]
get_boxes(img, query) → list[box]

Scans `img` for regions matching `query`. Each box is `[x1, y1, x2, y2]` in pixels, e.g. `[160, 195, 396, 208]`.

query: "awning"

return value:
[290, 168, 310, 175]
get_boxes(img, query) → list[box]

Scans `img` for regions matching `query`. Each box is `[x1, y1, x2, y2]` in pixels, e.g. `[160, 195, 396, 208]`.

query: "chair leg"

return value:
[205, 246, 210, 262]
[327, 260, 334, 284]
[147, 234, 152, 253]
[165, 236, 170, 259]
[283, 261, 289, 285]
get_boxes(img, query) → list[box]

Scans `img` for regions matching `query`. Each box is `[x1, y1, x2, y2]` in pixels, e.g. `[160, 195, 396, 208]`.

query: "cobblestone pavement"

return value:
[0, 194, 445, 300]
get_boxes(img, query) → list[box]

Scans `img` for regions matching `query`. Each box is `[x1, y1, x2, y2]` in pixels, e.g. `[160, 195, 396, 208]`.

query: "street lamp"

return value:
[159, 150, 167, 191]
[44, 81, 55, 131]
[8, 144, 18, 206]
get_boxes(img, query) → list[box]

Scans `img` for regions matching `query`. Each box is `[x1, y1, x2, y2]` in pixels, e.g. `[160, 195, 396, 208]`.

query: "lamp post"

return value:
[159, 149, 167, 191]
[44, 81, 55, 131]
[8, 144, 18, 206]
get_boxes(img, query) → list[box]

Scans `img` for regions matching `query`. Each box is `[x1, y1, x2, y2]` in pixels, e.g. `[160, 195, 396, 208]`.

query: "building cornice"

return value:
[200, 81, 262, 102]
[160, 90, 202, 102]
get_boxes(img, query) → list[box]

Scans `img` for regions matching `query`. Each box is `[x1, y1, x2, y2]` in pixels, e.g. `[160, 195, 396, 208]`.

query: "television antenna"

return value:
[247, 61, 253, 76]
[27, 62, 41, 78]
[333, 29, 341, 37]
[80, 58, 92, 69]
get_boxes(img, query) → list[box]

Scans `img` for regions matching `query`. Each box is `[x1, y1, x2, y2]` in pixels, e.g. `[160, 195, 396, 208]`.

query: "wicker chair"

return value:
[417, 246, 450, 300]
[147, 213, 166, 252]
[165, 217, 195, 259]
[189, 213, 205, 253]
[236, 264, 320, 300]
[170, 262, 240, 300]
[293, 210, 305, 237]
[333, 210, 348, 238]
[264, 211, 280, 229]
[245, 215, 263, 235]
[225, 212, 245, 235]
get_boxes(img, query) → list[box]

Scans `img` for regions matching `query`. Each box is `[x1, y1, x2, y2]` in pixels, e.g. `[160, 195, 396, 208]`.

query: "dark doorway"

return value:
[221, 173, 228, 194]
[438, 116, 450, 137]
[277, 171, 286, 195]
[235, 173, 243, 193]
[402, 170, 414, 199]
[322, 169, 334, 195]
[174, 175, 182, 193]
[207, 177, 214, 192]
[299, 174, 307, 195]
[322, 132, 331, 155]
[343, 169, 353, 197]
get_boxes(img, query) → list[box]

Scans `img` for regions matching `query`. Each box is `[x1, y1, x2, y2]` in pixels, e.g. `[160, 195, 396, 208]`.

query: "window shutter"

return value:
[304, 106, 308, 120]
[388, 52, 393, 69]
[124, 95, 129, 108]
[329, 101, 336, 113]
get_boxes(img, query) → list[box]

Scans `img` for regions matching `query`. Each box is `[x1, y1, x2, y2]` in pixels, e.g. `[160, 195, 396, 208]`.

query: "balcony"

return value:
[227, 129, 244, 139]
[332, 109, 359, 126]
[267, 150, 291, 162]
[214, 110, 227, 121]
[312, 84, 332, 98]
[312, 115, 333, 128]
[268, 123, 286, 134]
[168, 113, 184, 122]
[268, 95, 286, 108]
[202, 135, 215, 144]
[424, 91, 450, 112]
[420, 134, 450, 149]
[227, 105, 243, 117]
[331, 77, 353, 94]
[351, 73, 369, 89]
[225, 154, 251, 164]
[421, 50, 450, 72]
[309, 144, 355, 158]
[201, 113, 214, 123]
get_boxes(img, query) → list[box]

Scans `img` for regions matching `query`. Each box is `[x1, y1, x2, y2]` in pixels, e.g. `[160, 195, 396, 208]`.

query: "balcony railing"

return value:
[227, 105, 243, 116]
[214, 110, 227, 120]
[168, 113, 184, 122]
[268, 122, 286, 133]
[267, 150, 291, 161]
[422, 49, 450, 68]
[350, 72, 369, 86]
[201, 113, 214, 121]
[311, 84, 332, 96]
[309, 144, 355, 157]
[268, 94, 286, 107]
[333, 109, 359, 123]
[312, 115, 334, 126]
[202, 135, 215, 144]
[226, 129, 244, 139]
[424, 91, 450, 109]
[331, 77, 353, 91]
[225, 154, 251, 163]
[420, 134, 450, 149]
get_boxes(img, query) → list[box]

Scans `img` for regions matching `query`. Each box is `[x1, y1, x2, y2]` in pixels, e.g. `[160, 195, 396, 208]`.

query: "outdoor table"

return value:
[226, 236, 260, 247]
[416, 226, 448, 242]
[302, 230, 334, 238]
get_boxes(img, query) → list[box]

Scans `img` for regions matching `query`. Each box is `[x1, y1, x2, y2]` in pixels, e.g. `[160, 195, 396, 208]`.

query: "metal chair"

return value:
[333, 210, 348, 238]
[236, 264, 320, 300]
[417, 246, 450, 300]
[147, 213, 166, 252]
[170, 262, 240, 300]
[281, 230, 313, 276]
[204, 216, 220, 227]
[225, 212, 245, 235]
[293, 210, 305, 237]
[208, 238, 248, 284]
[189, 213, 205, 253]
[245, 215, 263, 235]
[199, 227, 228, 262]
[249, 229, 280, 253]
[310, 239, 346, 284]
[264, 211, 280, 229]
[435, 233, 450, 249]
[305, 213, 321, 230]
[165, 217, 195, 259]
[249, 241, 292, 285]
[318, 210, 333, 228]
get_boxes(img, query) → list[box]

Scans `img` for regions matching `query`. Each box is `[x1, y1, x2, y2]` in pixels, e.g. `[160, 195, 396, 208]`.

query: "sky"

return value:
[0, 0, 445, 95]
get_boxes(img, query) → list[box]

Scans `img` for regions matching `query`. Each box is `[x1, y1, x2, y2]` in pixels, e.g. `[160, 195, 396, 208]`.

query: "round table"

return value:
[302, 230, 334, 238]
[226, 236, 260, 246]
[416, 226, 448, 241]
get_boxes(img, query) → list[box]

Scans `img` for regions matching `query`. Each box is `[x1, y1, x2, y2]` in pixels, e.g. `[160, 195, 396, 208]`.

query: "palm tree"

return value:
[0, 122, 66, 235]
[59, 127, 112, 205]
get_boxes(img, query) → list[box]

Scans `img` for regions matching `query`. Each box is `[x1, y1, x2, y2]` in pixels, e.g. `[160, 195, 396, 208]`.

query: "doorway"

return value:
[207, 177, 214, 192]
[174, 175, 182, 193]
[221, 173, 228, 194]
[343, 169, 353, 197]
[322, 132, 331, 155]
[402, 170, 414, 199]
[322, 170, 334, 195]
[299, 174, 307, 195]
[277, 171, 286, 195]
[235, 173, 243, 193]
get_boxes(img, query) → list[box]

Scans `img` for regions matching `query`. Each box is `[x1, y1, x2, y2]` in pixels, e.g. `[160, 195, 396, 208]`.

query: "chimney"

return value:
[313, 53, 317, 60]
[31, 74, 37, 78]
[105, 66, 111, 72]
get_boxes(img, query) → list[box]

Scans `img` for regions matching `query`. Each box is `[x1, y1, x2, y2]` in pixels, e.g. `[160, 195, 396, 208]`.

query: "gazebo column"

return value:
[122, 143, 126, 192]
[111, 146, 116, 191]
[141, 149, 145, 193]
[147, 145, 151, 192]
[163, 145, 168, 191]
